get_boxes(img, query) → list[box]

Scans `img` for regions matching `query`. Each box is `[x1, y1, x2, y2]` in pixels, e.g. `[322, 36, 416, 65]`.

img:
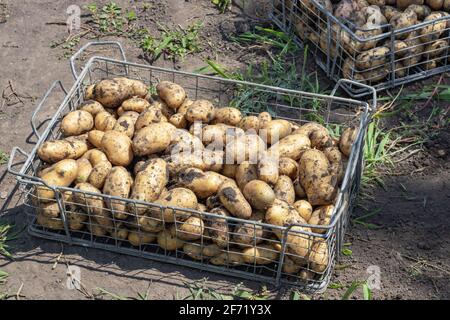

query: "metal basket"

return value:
[271, 0, 450, 97]
[7, 42, 375, 293]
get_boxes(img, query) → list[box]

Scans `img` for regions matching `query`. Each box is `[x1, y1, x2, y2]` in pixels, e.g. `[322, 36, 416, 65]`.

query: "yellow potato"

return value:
[238, 116, 260, 132]
[308, 205, 334, 234]
[185, 100, 216, 123]
[129, 158, 168, 214]
[94, 111, 117, 131]
[210, 251, 244, 266]
[156, 81, 187, 110]
[278, 157, 299, 179]
[232, 211, 266, 246]
[258, 112, 272, 129]
[100, 130, 133, 167]
[241, 244, 279, 265]
[169, 113, 187, 129]
[218, 180, 252, 219]
[257, 155, 279, 185]
[121, 97, 150, 113]
[102, 166, 133, 219]
[293, 122, 332, 150]
[61, 110, 94, 136]
[235, 161, 258, 191]
[177, 168, 227, 199]
[81, 149, 112, 189]
[221, 164, 237, 179]
[37, 159, 78, 201]
[293, 200, 313, 222]
[113, 114, 135, 138]
[261, 119, 292, 145]
[212, 107, 243, 126]
[75, 158, 93, 184]
[37, 201, 60, 218]
[268, 133, 310, 160]
[157, 229, 184, 250]
[37, 137, 89, 163]
[172, 216, 204, 241]
[128, 230, 156, 246]
[132, 122, 175, 156]
[243, 180, 276, 210]
[274, 175, 295, 205]
[339, 126, 358, 157]
[80, 100, 105, 116]
[148, 187, 198, 223]
[87, 130, 105, 149]
[134, 106, 163, 130]
[293, 178, 307, 199]
[206, 207, 230, 248]
[36, 213, 64, 230]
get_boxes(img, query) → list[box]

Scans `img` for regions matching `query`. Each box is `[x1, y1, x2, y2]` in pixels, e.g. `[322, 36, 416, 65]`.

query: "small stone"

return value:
[417, 242, 431, 251]
[0, 191, 7, 199]
[437, 149, 446, 157]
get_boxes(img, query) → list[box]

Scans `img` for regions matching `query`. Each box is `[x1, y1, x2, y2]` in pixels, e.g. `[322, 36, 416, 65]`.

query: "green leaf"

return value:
[342, 248, 353, 256]
[341, 281, 360, 300]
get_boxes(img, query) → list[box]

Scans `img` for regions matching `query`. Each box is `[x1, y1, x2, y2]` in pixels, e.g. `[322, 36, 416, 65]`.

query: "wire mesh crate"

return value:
[8, 42, 375, 293]
[271, 0, 450, 97]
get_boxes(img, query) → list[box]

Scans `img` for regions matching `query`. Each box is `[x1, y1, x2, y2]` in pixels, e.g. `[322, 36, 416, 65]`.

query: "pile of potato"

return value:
[279, 0, 450, 84]
[34, 76, 358, 279]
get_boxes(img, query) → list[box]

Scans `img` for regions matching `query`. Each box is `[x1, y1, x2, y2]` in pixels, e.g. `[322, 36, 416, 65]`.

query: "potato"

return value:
[355, 46, 390, 71]
[80, 100, 105, 116]
[206, 207, 230, 248]
[278, 157, 298, 179]
[38, 201, 60, 218]
[201, 149, 224, 172]
[257, 155, 279, 185]
[156, 81, 186, 110]
[110, 222, 130, 240]
[293, 122, 332, 150]
[212, 107, 242, 126]
[37, 159, 78, 201]
[95, 111, 117, 131]
[134, 106, 163, 130]
[86, 130, 103, 149]
[81, 149, 112, 189]
[282, 256, 302, 274]
[157, 229, 184, 251]
[235, 161, 258, 191]
[85, 85, 95, 100]
[128, 230, 156, 246]
[309, 240, 329, 273]
[274, 175, 295, 205]
[121, 97, 150, 113]
[135, 214, 164, 233]
[406, 4, 431, 19]
[232, 210, 266, 246]
[339, 126, 358, 157]
[293, 178, 306, 199]
[210, 251, 244, 266]
[261, 119, 292, 145]
[100, 130, 133, 167]
[424, 39, 448, 58]
[172, 216, 204, 241]
[225, 134, 266, 164]
[267, 133, 311, 160]
[238, 116, 260, 132]
[113, 114, 135, 138]
[397, 0, 424, 10]
[37, 137, 88, 163]
[60, 110, 94, 137]
[73, 182, 112, 230]
[381, 5, 399, 21]
[92, 78, 147, 108]
[258, 112, 272, 129]
[221, 164, 237, 178]
[391, 11, 418, 38]
[266, 200, 312, 259]
[201, 124, 233, 147]
[185, 100, 216, 123]
[132, 122, 175, 156]
[169, 113, 187, 129]
[102, 166, 133, 219]
[67, 208, 88, 231]
[177, 99, 194, 115]
[324, 147, 344, 183]
[182, 243, 203, 260]
[217, 180, 252, 219]
[178, 168, 227, 199]
[242, 180, 276, 210]
[148, 187, 198, 223]
[242, 244, 279, 265]
[308, 205, 334, 234]
[293, 200, 313, 222]
[36, 213, 64, 230]
[129, 158, 168, 214]
[425, 0, 443, 9]
[75, 158, 93, 184]
[299, 149, 337, 206]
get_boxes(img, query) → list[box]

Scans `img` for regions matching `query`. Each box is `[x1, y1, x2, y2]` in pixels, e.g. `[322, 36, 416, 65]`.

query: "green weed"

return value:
[0, 149, 8, 165]
[140, 22, 203, 61]
[212, 0, 232, 13]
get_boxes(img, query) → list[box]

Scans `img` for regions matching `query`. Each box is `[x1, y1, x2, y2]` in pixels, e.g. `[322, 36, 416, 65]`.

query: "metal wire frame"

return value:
[8, 41, 375, 292]
[271, 0, 450, 97]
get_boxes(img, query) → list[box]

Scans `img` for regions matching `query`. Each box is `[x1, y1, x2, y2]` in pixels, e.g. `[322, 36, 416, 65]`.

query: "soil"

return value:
[0, 0, 449, 300]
